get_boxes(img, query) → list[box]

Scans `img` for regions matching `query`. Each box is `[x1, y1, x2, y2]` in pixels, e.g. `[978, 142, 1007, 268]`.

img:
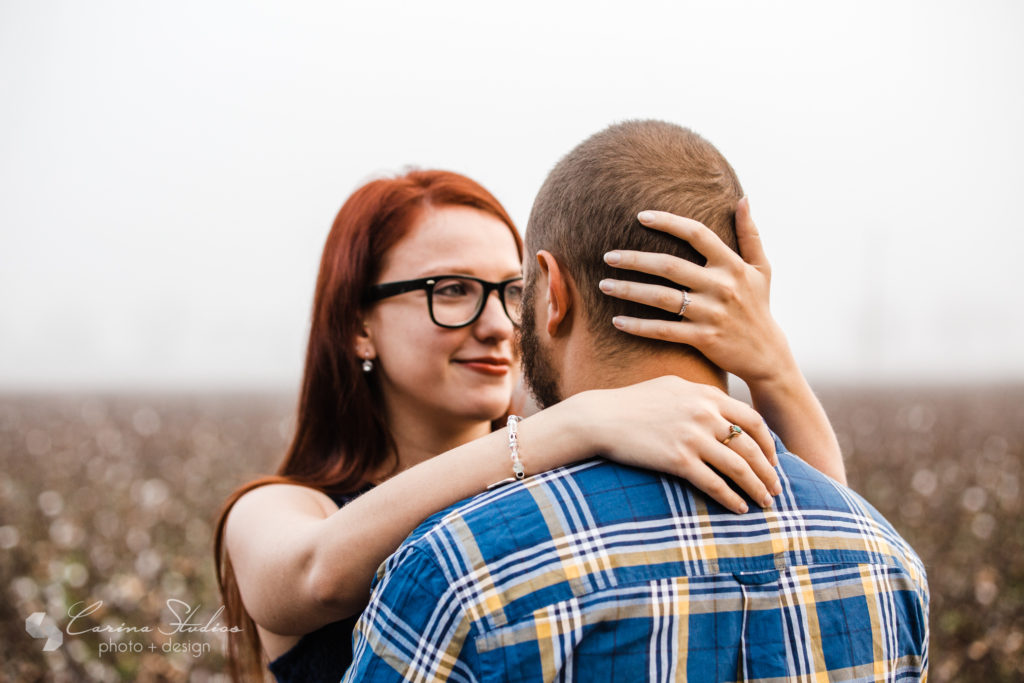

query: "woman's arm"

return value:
[225, 375, 780, 639]
[598, 200, 846, 484]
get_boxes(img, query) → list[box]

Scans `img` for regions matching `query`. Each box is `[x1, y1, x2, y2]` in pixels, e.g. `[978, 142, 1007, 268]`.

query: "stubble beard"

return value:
[517, 281, 563, 410]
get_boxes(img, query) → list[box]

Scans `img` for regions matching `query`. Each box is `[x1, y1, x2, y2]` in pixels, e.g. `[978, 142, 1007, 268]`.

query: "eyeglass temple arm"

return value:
[366, 278, 435, 303]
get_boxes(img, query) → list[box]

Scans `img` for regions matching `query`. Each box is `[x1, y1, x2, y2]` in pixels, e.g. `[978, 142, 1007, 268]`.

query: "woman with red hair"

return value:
[214, 169, 840, 682]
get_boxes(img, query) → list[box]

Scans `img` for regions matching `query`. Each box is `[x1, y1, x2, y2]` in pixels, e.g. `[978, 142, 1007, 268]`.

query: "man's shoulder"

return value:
[404, 457, 663, 548]
[396, 458, 622, 561]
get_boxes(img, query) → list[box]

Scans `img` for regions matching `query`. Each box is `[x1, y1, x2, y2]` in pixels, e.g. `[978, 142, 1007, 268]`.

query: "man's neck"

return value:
[558, 335, 727, 397]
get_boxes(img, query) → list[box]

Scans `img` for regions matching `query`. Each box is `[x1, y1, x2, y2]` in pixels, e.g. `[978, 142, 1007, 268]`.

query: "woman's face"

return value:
[362, 205, 522, 429]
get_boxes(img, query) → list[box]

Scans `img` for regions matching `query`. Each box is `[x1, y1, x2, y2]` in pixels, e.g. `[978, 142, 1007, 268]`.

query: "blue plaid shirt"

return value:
[343, 441, 929, 682]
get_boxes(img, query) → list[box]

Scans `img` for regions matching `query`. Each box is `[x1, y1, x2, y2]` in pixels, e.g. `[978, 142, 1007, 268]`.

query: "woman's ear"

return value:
[353, 322, 375, 361]
[535, 250, 572, 337]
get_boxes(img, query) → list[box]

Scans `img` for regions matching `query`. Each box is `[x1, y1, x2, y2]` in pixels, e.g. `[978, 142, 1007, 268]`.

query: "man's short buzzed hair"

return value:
[525, 119, 743, 356]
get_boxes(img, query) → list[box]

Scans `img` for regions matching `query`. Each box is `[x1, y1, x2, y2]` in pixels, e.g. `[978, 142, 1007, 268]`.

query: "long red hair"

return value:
[213, 169, 521, 680]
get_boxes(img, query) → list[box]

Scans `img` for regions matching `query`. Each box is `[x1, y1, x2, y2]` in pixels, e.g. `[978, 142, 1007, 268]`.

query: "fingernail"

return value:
[772, 481, 782, 496]
[611, 316, 626, 329]
[762, 495, 774, 509]
[598, 279, 615, 293]
[637, 211, 656, 223]
[603, 251, 621, 265]
[737, 503, 748, 514]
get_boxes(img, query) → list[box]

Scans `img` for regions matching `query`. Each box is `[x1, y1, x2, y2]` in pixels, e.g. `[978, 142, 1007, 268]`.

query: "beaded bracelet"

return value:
[486, 415, 525, 490]
[508, 415, 525, 480]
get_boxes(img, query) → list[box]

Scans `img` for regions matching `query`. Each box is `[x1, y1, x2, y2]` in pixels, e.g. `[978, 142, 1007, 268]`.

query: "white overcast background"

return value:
[2, 1, 1022, 391]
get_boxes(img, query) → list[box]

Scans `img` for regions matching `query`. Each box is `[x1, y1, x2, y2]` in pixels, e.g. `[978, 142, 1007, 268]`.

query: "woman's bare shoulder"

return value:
[226, 483, 339, 543]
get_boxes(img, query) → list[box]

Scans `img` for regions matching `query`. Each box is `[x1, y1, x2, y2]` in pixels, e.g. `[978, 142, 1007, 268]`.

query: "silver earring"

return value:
[361, 357, 373, 373]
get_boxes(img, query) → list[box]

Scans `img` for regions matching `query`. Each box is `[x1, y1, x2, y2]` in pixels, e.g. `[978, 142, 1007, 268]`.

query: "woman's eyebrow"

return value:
[409, 266, 523, 279]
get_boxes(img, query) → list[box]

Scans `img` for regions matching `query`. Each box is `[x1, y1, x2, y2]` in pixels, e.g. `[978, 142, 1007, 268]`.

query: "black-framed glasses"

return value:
[366, 275, 524, 328]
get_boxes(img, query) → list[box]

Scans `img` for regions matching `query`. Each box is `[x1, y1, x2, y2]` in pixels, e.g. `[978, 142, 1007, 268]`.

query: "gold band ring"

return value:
[721, 424, 743, 445]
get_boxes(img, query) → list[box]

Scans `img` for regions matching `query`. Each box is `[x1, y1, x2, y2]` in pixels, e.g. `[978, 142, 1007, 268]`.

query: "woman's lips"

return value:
[453, 358, 511, 376]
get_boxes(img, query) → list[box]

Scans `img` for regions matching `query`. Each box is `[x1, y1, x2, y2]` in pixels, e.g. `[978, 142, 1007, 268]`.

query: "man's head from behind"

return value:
[520, 120, 743, 407]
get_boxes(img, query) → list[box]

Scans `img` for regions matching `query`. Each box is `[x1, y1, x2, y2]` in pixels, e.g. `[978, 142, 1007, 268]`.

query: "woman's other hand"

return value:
[599, 199, 797, 387]
[571, 376, 781, 514]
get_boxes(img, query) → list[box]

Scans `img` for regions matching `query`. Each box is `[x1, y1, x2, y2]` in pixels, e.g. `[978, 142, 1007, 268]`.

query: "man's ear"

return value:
[536, 250, 572, 336]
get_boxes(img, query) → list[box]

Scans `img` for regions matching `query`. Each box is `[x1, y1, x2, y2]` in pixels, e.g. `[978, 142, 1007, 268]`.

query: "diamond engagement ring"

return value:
[721, 424, 743, 445]
[678, 290, 692, 318]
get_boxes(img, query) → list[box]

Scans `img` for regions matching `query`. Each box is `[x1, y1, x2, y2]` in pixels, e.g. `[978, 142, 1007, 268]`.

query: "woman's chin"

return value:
[463, 393, 516, 423]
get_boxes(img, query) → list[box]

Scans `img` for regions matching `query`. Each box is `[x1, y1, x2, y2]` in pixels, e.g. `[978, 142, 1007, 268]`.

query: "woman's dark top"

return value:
[267, 488, 370, 683]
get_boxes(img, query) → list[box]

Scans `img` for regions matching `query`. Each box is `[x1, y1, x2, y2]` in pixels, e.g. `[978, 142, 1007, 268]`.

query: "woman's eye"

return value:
[435, 281, 469, 297]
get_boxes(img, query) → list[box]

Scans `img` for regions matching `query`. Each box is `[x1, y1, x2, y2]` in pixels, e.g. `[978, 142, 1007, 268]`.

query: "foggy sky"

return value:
[2, 0, 1022, 390]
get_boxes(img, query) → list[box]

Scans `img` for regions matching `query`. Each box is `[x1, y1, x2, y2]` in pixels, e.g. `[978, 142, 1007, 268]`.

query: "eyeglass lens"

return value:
[431, 277, 523, 327]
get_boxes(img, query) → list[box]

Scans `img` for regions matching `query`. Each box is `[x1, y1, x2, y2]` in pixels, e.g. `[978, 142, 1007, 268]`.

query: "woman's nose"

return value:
[473, 290, 515, 340]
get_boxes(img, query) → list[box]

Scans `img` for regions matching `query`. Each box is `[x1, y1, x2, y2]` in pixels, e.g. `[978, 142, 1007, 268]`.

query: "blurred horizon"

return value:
[11, 361, 1024, 393]
[2, 376, 1024, 396]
